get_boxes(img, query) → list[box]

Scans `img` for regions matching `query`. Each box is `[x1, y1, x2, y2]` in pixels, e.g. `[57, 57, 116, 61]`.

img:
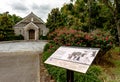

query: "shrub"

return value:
[48, 28, 114, 48]
[74, 65, 102, 82]
[14, 34, 24, 40]
[39, 35, 48, 40]
[47, 28, 115, 63]
[0, 34, 24, 41]
[0, 35, 4, 41]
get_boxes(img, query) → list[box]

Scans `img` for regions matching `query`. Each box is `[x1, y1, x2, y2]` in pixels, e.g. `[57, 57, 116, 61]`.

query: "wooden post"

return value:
[67, 69, 74, 82]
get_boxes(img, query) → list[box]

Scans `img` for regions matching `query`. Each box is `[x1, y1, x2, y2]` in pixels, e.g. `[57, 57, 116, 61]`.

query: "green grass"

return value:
[114, 47, 120, 52]
[99, 47, 120, 82]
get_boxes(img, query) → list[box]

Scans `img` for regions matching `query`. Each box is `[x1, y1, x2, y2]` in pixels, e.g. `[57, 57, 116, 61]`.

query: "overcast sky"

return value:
[0, 0, 70, 22]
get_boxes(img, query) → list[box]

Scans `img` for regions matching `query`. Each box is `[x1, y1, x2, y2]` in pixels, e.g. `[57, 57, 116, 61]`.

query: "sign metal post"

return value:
[67, 69, 74, 82]
[45, 46, 100, 82]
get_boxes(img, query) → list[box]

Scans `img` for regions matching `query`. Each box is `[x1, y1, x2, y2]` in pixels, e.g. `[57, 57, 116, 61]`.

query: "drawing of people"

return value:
[67, 54, 73, 60]
[80, 51, 95, 65]
[67, 50, 97, 65]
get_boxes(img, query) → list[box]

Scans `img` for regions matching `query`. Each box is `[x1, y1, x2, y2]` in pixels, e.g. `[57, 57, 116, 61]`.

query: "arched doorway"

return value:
[29, 29, 35, 40]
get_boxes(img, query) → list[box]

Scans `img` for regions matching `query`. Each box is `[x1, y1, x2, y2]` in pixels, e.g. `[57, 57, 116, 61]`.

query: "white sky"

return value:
[0, 0, 70, 22]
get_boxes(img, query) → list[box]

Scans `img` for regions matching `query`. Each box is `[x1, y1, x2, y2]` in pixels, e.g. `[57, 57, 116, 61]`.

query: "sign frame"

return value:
[45, 46, 100, 73]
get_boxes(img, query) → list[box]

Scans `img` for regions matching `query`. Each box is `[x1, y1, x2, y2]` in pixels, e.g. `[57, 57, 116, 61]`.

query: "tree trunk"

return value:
[88, 0, 92, 32]
[115, 0, 120, 45]
[116, 20, 120, 44]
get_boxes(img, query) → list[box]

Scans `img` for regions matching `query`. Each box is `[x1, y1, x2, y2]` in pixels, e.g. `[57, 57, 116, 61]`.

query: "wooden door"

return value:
[29, 29, 35, 40]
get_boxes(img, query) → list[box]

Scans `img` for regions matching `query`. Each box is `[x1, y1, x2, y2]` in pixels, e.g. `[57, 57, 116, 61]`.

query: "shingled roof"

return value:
[14, 12, 45, 28]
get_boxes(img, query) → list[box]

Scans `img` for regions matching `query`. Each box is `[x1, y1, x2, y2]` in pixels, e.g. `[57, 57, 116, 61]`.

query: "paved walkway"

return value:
[0, 41, 47, 52]
[0, 41, 48, 82]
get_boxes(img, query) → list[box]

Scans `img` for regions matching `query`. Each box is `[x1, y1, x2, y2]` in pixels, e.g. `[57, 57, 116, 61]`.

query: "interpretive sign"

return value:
[45, 46, 100, 73]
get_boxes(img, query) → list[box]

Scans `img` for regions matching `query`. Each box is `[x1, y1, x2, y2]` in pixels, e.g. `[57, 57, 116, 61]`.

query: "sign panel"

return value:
[45, 46, 100, 73]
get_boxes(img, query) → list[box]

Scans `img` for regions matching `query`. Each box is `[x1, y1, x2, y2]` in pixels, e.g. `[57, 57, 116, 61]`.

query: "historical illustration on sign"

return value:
[62, 50, 97, 65]
[50, 47, 98, 65]
[45, 46, 100, 73]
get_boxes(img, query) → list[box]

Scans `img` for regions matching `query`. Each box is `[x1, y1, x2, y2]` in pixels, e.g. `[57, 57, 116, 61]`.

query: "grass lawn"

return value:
[100, 47, 120, 82]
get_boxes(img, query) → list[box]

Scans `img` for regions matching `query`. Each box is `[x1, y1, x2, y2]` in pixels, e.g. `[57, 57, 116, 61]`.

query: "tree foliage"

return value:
[46, 0, 119, 42]
[46, 8, 65, 32]
[100, 0, 120, 43]
[0, 12, 22, 41]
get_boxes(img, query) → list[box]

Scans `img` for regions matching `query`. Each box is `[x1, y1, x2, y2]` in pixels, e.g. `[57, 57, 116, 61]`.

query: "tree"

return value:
[60, 1, 90, 31]
[99, 0, 120, 44]
[0, 12, 13, 40]
[11, 14, 22, 25]
[70, 0, 120, 44]
[46, 8, 64, 32]
[0, 12, 22, 41]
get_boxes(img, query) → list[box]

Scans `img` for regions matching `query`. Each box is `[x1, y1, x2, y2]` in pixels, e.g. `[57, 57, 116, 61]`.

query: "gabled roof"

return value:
[14, 12, 45, 27]
[24, 22, 39, 30]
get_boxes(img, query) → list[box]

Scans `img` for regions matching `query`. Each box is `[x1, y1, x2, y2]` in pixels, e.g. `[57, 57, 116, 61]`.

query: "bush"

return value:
[39, 35, 48, 40]
[74, 65, 102, 82]
[14, 34, 24, 40]
[0, 35, 4, 41]
[48, 28, 114, 48]
[48, 28, 115, 63]
[0, 34, 24, 41]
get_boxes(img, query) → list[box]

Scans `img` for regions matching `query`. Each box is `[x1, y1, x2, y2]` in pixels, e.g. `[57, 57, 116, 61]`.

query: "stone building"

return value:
[13, 12, 49, 40]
